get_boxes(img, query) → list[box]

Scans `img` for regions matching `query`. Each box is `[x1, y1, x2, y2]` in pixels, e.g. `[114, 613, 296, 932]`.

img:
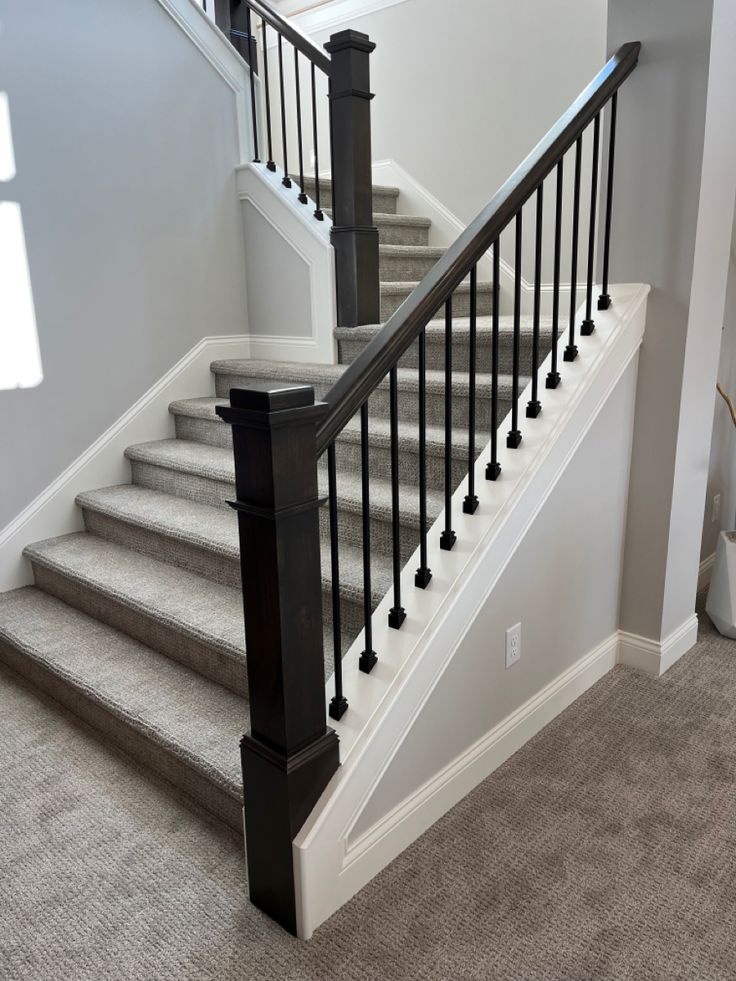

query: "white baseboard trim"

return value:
[345, 630, 619, 868]
[699, 552, 716, 591]
[0, 334, 249, 593]
[617, 615, 700, 677]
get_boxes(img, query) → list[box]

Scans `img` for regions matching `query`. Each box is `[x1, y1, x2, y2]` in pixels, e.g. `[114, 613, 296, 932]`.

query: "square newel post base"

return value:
[241, 730, 339, 936]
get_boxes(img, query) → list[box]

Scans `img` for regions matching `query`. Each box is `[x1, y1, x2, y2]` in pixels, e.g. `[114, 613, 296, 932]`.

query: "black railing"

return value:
[216, 42, 641, 935]
[214, 0, 379, 327]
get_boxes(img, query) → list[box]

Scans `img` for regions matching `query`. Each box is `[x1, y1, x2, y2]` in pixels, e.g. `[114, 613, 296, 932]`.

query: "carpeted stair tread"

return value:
[375, 213, 431, 229]
[24, 533, 247, 662]
[163, 404, 495, 460]
[126, 437, 234, 482]
[76, 484, 393, 605]
[381, 279, 492, 297]
[120, 444, 444, 532]
[0, 586, 244, 798]
[334, 314, 554, 342]
[208, 359, 515, 397]
[379, 244, 446, 258]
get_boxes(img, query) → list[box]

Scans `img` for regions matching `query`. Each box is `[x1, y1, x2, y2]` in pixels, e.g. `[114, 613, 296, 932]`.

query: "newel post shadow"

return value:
[216, 383, 339, 937]
[326, 29, 380, 327]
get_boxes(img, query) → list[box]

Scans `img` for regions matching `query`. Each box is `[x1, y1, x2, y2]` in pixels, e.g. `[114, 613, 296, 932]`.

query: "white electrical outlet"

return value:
[505, 623, 521, 669]
[713, 493, 722, 523]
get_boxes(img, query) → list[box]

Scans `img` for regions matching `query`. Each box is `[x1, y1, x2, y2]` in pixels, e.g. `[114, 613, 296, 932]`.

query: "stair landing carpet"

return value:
[2, 598, 735, 981]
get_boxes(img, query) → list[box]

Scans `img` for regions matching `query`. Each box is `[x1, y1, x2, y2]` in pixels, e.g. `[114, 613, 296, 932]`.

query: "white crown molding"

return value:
[618, 615, 700, 677]
[275, 0, 411, 35]
[154, 0, 254, 162]
[0, 335, 249, 593]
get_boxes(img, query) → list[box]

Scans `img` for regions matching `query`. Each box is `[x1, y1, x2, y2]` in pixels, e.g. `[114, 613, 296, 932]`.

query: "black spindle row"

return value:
[238, 5, 330, 223]
[324, 89, 626, 718]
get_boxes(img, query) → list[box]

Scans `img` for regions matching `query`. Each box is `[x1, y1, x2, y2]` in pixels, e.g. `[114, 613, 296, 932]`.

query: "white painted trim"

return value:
[372, 158, 588, 316]
[237, 163, 337, 364]
[0, 335, 249, 593]
[618, 615, 700, 677]
[155, 0, 254, 162]
[293, 283, 650, 939]
[345, 631, 619, 870]
[699, 552, 716, 590]
[269, 0, 411, 36]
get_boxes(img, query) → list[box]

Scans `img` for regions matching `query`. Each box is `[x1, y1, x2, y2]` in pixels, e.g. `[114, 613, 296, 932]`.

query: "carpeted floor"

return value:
[2, 601, 736, 981]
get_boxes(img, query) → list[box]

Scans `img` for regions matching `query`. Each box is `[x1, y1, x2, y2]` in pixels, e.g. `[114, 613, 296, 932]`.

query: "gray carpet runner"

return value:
[0, 182, 553, 832]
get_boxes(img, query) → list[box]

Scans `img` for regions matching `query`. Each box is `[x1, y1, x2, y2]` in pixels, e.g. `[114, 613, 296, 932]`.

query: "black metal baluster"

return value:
[564, 136, 583, 362]
[415, 328, 432, 587]
[582, 113, 601, 335]
[546, 160, 564, 389]
[277, 36, 292, 188]
[440, 297, 457, 550]
[245, 5, 260, 162]
[294, 50, 308, 204]
[260, 20, 276, 171]
[388, 366, 406, 627]
[487, 239, 502, 480]
[598, 92, 618, 311]
[527, 185, 543, 418]
[359, 402, 377, 671]
[327, 443, 347, 720]
[463, 265, 479, 513]
[507, 212, 523, 448]
[311, 63, 324, 220]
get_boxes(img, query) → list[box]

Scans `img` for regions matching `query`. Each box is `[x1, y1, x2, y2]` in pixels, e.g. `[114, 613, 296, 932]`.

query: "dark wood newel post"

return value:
[215, 383, 339, 937]
[326, 29, 380, 327]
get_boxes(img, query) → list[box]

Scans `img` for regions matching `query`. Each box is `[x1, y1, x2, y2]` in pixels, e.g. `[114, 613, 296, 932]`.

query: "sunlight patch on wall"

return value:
[0, 91, 43, 391]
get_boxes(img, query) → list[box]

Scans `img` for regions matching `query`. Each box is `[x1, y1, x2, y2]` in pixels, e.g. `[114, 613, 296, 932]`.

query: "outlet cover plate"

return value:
[505, 623, 521, 669]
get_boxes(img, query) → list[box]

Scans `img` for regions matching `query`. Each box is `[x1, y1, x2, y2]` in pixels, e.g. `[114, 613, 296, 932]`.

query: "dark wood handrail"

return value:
[315, 41, 641, 454]
[244, 0, 331, 73]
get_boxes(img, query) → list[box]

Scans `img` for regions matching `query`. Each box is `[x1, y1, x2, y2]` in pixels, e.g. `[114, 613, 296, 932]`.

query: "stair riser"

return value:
[381, 287, 492, 322]
[128, 458, 426, 565]
[320, 506, 426, 566]
[376, 222, 430, 247]
[380, 252, 444, 282]
[307, 184, 398, 214]
[184, 391, 512, 447]
[81, 505, 376, 643]
[30, 561, 248, 696]
[337, 332, 547, 376]
[329, 437, 481, 493]
[0, 636, 243, 832]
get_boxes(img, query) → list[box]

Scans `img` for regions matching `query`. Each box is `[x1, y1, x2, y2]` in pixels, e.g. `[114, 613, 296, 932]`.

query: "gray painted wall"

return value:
[607, 0, 736, 641]
[276, 0, 606, 280]
[0, 0, 248, 527]
[353, 357, 638, 840]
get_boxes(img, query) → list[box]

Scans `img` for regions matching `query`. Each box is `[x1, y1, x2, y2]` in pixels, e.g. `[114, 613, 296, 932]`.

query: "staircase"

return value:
[0, 181, 552, 835]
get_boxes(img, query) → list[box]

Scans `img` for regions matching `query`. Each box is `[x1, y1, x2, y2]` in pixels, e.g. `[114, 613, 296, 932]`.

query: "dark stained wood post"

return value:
[326, 29, 380, 328]
[216, 383, 339, 937]
[214, 0, 257, 67]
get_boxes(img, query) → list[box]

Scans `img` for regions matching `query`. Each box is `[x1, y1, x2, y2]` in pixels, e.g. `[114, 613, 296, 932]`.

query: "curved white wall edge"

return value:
[292, 283, 650, 939]
[154, 0, 255, 162]
[237, 163, 337, 364]
[0, 335, 250, 593]
[372, 158, 589, 317]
